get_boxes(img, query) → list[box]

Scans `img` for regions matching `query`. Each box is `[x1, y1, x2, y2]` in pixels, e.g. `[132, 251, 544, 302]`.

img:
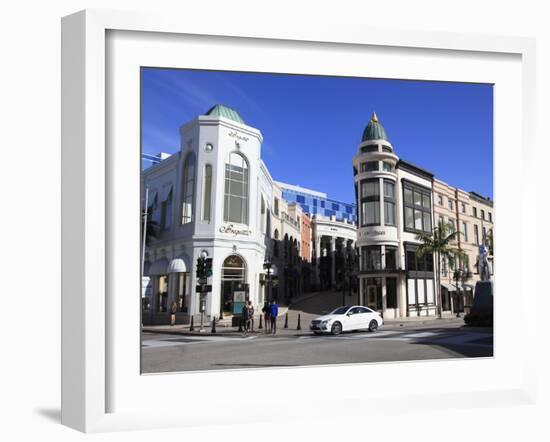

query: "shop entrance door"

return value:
[220, 255, 246, 316]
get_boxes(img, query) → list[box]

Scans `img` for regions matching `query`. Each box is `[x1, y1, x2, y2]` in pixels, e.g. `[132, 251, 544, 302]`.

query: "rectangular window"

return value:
[481, 209, 485, 220]
[461, 203, 466, 213]
[448, 199, 454, 210]
[406, 250, 417, 271]
[473, 207, 477, 218]
[364, 201, 380, 224]
[296, 195, 305, 203]
[361, 246, 382, 271]
[361, 145, 378, 153]
[474, 224, 480, 245]
[462, 221, 468, 242]
[382, 161, 394, 172]
[383, 180, 395, 226]
[405, 207, 414, 229]
[313, 198, 317, 206]
[438, 215, 444, 228]
[448, 219, 455, 233]
[332, 202, 339, 211]
[361, 179, 380, 226]
[385, 246, 397, 271]
[403, 187, 412, 204]
[202, 166, 212, 222]
[488, 212, 492, 222]
[381, 145, 392, 153]
[438, 194, 443, 205]
[423, 212, 432, 232]
[483, 226, 487, 244]
[361, 161, 379, 172]
[274, 197, 279, 215]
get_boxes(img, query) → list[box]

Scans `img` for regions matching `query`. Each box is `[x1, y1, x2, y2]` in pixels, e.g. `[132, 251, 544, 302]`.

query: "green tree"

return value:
[415, 220, 467, 318]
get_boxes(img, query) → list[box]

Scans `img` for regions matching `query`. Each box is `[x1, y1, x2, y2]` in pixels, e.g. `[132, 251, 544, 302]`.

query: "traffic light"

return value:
[205, 258, 213, 277]
[196, 257, 205, 278]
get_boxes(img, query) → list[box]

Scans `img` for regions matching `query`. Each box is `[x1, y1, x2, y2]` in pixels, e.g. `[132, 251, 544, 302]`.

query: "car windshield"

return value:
[331, 306, 351, 315]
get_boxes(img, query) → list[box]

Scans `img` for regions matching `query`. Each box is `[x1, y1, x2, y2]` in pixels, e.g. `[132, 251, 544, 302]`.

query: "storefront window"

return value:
[366, 277, 382, 310]
[385, 246, 397, 270]
[361, 246, 382, 271]
[177, 273, 189, 312]
[386, 277, 397, 309]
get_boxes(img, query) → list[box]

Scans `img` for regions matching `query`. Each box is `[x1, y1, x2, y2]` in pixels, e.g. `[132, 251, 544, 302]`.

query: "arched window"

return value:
[202, 164, 212, 221]
[273, 229, 280, 257]
[261, 196, 266, 233]
[224, 152, 249, 224]
[181, 154, 195, 224]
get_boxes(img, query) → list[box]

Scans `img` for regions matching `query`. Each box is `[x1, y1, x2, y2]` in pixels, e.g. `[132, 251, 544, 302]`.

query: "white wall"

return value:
[2, 1, 548, 441]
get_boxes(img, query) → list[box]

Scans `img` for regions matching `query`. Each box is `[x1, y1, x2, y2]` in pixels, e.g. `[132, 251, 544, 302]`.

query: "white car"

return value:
[309, 305, 383, 335]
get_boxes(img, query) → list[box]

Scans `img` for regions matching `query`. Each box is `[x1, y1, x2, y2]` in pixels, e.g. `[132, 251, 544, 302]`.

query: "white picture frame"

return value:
[61, 9, 537, 433]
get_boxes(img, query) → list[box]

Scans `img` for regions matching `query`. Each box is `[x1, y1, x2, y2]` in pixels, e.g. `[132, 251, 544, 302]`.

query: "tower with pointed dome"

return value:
[353, 113, 437, 319]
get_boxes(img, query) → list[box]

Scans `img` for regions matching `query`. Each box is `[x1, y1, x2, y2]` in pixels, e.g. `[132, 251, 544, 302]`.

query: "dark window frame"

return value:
[360, 178, 380, 226]
[383, 179, 396, 226]
[402, 180, 433, 235]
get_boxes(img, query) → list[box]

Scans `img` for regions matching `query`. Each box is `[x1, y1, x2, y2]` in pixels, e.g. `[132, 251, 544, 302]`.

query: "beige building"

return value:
[433, 179, 494, 315]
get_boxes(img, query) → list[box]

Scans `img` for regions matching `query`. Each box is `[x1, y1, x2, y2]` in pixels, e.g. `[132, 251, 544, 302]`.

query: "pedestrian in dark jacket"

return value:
[262, 302, 271, 334]
[241, 303, 250, 333]
[270, 301, 279, 334]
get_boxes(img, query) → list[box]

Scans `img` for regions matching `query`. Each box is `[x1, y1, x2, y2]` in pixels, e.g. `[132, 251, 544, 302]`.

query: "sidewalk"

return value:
[142, 307, 311, 337]
[142, 311, 468, 337]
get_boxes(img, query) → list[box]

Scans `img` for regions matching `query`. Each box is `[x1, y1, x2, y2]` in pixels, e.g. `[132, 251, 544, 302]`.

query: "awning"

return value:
[441, 283, 457, 292]
[167, 255, 189, 273]
[147, 258, 169, 275]
[161, 184, 173, 201]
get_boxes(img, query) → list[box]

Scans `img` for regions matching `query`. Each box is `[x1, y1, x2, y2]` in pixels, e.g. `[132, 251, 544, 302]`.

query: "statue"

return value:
[476, 244, 491, 281]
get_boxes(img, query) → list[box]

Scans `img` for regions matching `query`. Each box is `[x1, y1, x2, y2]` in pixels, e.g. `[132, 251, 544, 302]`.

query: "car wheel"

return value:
[368, 320, 379, 332]
[331, 322, 342, 335]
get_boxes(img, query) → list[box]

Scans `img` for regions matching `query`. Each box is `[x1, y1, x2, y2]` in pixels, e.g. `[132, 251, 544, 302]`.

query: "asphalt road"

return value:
[141, 323, 493, 374]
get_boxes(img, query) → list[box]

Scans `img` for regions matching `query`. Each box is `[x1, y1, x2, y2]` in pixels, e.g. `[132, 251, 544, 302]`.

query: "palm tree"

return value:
[415, 220, 467, 318]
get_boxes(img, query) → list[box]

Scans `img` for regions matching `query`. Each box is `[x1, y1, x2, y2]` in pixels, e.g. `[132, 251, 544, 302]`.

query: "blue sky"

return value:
[141, 68, 493, 203]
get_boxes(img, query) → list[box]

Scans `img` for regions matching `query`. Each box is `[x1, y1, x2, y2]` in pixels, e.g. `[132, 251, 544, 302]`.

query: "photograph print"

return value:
[140, 68, 494, 374]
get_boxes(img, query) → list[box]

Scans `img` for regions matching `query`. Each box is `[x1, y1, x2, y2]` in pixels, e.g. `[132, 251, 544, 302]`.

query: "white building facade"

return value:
[142, 105, 272, 324]
[141, 105, 354, 325]
[353, 113, 436, 319]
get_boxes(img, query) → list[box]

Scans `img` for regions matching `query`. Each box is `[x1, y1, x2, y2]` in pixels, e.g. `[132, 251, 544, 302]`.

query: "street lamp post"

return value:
[263, 257, 273, 304]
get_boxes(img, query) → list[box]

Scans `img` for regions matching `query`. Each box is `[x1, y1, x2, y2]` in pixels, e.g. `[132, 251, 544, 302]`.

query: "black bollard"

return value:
[211, 316, 217, 334]
[238, 317, 243, 333]
[189, 315, 195, 331]
[297, 314, 302, 331]
[284, 312, 288, 329]
[259, 314, 263, 329]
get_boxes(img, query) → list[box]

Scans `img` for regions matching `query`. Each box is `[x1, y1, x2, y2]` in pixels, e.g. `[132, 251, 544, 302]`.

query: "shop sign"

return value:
[219, 224, 252, 236]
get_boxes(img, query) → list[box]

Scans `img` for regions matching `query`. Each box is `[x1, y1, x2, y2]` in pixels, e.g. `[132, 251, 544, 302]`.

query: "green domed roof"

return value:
[205, 104, 245, 124]
[362, 112, 389, 142]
